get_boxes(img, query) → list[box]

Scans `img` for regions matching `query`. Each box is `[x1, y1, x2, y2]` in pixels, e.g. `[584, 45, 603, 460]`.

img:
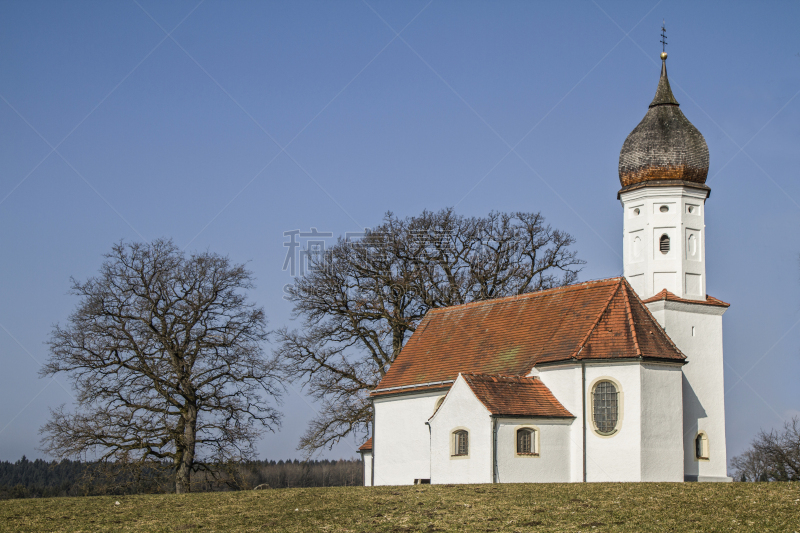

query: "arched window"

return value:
[659, 234, 670, 254]
[632, 235, 642, 260]
[695, 433, 709, 460]
[453, 430, 469, 456]
[517, 428, 535, 455]
[592, 380, 619, 435]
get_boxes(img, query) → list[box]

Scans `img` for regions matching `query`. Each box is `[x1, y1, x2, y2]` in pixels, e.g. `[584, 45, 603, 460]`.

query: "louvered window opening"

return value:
[517, 429, 534, 454]
[659, 234, 670, 254]
[593, 381, 619, 434]
[454, 430, 469, 456]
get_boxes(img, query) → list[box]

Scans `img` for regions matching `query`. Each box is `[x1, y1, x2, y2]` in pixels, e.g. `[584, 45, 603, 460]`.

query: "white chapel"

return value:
[359, 52, 732, 485]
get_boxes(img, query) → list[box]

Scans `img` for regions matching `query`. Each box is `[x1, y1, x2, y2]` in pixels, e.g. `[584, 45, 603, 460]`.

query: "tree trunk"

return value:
[175, 405, 197, 494]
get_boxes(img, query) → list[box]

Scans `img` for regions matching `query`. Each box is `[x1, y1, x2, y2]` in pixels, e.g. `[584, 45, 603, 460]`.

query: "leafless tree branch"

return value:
[730, 416, 800, 481]
[40, 239, 282, 493]
[274, 209, 584, 454]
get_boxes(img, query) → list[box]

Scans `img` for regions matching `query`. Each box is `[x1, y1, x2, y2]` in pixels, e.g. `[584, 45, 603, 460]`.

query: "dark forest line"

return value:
[0, 456, 363, 499]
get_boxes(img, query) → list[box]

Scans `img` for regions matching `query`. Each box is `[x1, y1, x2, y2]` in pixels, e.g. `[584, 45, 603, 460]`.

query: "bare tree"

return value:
[730, 416, 800, 481]
[40, 239, 281, 494]
[730, 448, 772, 483]
[275, 209, 584, 454]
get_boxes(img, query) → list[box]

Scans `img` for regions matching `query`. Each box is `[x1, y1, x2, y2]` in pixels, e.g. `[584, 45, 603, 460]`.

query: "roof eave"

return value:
[537, 355, 685, 367]
[490, 413, 576, 419]
[370, 384, 453, 399]
[617, 180, 711, 200]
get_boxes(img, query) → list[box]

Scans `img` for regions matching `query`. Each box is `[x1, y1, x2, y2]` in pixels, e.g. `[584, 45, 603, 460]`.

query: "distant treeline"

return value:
[0, 456, 363, 499]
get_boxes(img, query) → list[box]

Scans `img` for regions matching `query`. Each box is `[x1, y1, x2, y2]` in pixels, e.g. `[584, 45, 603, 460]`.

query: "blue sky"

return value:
[1, 0, 798, 464]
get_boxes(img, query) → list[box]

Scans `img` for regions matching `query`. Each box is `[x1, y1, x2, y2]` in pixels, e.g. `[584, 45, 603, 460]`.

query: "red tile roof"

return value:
[641, 289, 730, 308]
[373, 277, 684, 393]
[358, 438, 372, 451]
[461, 374, 574, 418]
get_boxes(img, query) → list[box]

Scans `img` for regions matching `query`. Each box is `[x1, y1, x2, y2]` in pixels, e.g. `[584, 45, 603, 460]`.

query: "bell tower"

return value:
[618, 44, 732, 482]
[618, 51, 710, 300]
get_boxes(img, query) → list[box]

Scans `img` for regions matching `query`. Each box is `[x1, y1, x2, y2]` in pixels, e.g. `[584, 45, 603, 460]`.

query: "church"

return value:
[359, 51, 732, 484]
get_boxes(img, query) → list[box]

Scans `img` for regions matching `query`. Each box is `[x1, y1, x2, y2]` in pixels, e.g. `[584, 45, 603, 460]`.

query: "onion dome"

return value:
[618, 54, 709, 188]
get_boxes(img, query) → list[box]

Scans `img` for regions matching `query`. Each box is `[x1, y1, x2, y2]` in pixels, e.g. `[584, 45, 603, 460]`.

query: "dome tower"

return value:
[621, 47, 731, 483]
[619, 53, 710, 300]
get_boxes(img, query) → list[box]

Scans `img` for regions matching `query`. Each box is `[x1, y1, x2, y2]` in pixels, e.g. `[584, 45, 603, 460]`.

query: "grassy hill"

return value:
[1, 482, 798, 532]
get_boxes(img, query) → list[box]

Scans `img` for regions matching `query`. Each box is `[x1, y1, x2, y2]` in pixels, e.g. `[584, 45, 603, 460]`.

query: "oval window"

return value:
[660, 234, 670, 254]
[633, 207, 640, 216]
[660, 205, 669, 213]
[592, 381, 619, 435]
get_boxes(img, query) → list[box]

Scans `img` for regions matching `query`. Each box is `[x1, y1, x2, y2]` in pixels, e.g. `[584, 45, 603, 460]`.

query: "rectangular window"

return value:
[453, 431, 468, 456]
[517, 429, 532, 454]
[516, 428, 537, 455]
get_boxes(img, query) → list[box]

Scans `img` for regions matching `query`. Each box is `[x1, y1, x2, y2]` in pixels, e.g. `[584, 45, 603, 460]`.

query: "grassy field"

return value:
[1, 483, 798, 532]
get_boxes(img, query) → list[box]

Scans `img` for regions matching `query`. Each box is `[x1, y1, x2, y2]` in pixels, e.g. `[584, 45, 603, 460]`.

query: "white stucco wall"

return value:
[584, 363, 642, 482]
[621, 185, 708, 300]
[640, 363, 685, 481]
[495, 418, 573, 483]
[536, 365, 584, 482]
[361, 451, 373, 486]
[376, 358, 699, 484]
[539, 361, 685, 482]
[429, 377, 492, 484]
[647, 300, 730, 481]
[372, 390, 446, 486]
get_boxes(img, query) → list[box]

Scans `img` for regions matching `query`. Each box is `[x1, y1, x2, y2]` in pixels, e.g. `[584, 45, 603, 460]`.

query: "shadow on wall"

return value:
[683, 374, 707, 423]
[683, 374, 706, 472]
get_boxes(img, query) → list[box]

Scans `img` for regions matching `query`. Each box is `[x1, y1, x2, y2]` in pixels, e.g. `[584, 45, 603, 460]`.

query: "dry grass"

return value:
[1, 482, 798, 532]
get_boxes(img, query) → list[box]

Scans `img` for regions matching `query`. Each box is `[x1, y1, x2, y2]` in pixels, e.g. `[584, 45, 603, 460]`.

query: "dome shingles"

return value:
[619, 58, 709, 188]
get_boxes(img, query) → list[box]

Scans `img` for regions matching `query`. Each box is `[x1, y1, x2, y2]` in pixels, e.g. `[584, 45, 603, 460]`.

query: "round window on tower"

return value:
[660, 205, 669, 213]
[659, 234, 670, 254]
[633, 207, 640, 216]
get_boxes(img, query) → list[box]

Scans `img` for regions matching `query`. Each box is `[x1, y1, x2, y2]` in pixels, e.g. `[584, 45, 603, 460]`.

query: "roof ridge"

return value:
[459, 372, 494, 415]
[459, 372, 574, 418]
[569, 278, 624, 360]
[652, 288, 669, 301]
[705, 295, 730, 306]
[628, 284, 686, 359]
[425, 277, 623, 315]
[621, 280, 643, 357]
[640, 289, 730, 308]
